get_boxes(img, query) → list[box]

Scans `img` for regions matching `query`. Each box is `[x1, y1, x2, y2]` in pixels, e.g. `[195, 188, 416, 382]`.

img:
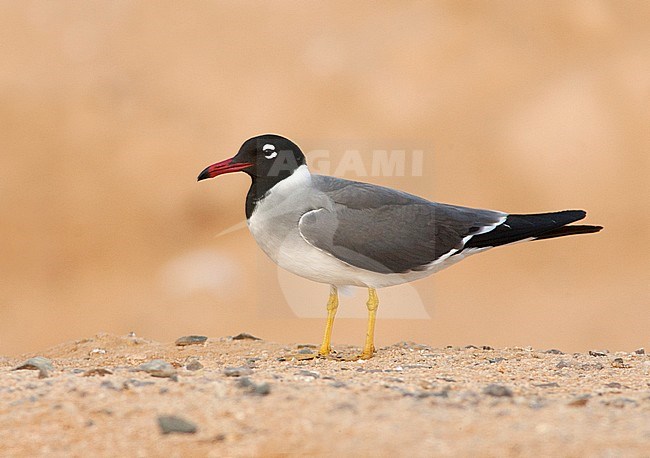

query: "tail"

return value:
[464, 210, 602, 250]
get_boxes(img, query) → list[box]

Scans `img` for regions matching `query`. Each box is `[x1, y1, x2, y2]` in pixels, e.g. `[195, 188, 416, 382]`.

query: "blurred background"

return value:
[1, 1, 648, 356]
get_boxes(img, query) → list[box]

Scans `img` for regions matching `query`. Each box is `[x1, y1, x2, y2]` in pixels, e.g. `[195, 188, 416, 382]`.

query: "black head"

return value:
[198, 134, 308, 218]
[197, 134, 306, 182]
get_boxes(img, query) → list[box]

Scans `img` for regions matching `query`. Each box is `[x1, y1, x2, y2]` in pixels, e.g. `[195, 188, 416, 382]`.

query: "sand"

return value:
[1, 333, 649, 457]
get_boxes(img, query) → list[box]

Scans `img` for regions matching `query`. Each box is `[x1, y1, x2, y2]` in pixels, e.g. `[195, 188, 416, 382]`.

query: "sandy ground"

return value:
[1, 333, 650, 457]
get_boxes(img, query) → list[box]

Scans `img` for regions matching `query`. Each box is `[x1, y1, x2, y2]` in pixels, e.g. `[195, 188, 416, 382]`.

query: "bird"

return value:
[198, 134, 602, 359]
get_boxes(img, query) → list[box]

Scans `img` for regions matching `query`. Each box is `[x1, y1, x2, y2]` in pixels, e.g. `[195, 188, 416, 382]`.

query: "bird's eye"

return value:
[262, 144, 277, 159]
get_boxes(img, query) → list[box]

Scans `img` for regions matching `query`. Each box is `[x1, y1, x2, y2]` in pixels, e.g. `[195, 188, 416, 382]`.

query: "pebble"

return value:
[13, 356, 53, 379]
[231, 332, 261, 341]
[415, 389, 449, 399]
[82, 368, 113, 377]
[605, 397, 638, 408]
[589, 350, 608, 357]
[185, 360, 203, 371]
[533, 382, 559, 388]
[296, 370, 320, 379]
[175, 335, 208, 346]
[483, 384, 513, 397]
[544, 349, 564, 355]
[157, 415, 198, 434]
[557, 360, 603, 370]
[297, 348, 314, 354]
[611, 357, 631, 368]
[224, 366, 253, 377]
[568, 396, 590, 407]
[100, 380, 121, 391]
[137, 360, 176, 378]
[237, 377, 271, 395]
[634, 348, 645, 355]
[125, 379, 155, 387]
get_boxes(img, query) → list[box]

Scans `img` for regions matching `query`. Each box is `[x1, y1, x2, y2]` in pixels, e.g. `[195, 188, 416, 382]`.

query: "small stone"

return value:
[89, 348, 107, 355]
[157, 415, 197, 434]
[13, 356, 53, 379]
[464, 345, 479, 349]
[231, 333, 261, 341]
[482, 346, 494, 350]
[544, 349, 564, 355]
[534, 382, 559, 388]
[82, 368, 113, 377]
[606, 398, 638, 408]
[175, 335, 208, 346]
[185, 360, 203, 371]
[611, 357, 631, 368]
[296, 344, 317, 349]
[605, 382, 622, 389]
[236, 377, 270, 396]
[488, 358, 506, 364]
[100, 380, 121, 391]
[279, 353, 318, 361]
[237, 377, 253, 388]
[589, 350, 608, 357]
[580, 362, 604, 371]
[634, 348, 645, 355]
[297, 348, 314, 354]
[483, 384, 513, 397]
[253, 382, 271, 395]
[568, 396, 590, 407]
[14, 356, 53, 371]
[223, 366, 252, 377]
[296, 370, 320, 379]
[416, 390, 449, 399]
[137, 360, 176, 378]
[125, 379, 155, 388]
[556, 360, 573, 369]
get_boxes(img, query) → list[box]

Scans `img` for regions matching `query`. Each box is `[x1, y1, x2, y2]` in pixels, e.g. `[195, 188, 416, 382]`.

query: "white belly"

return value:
[248, 206, 474, 288]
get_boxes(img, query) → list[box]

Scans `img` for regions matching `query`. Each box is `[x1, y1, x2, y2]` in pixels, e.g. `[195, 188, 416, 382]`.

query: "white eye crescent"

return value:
[262, 144, 277, 159]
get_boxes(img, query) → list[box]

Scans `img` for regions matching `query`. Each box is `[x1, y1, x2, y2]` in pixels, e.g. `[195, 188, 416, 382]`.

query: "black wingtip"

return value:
[534, 224, 603, 240]
[547, 209, 587, 224]
[464, 210, 601, 250]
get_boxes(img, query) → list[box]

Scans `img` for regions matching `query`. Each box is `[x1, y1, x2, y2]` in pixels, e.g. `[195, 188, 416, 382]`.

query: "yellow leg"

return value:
[359, 287, 379, 360]
[318, 286, 339, 357]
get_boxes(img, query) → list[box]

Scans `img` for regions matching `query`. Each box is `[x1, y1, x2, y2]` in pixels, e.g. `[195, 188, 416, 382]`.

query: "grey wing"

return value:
[299, 176, 506, 274]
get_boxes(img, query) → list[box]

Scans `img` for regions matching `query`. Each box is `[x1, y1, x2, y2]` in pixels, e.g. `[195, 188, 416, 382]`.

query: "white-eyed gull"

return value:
[198, 134, 602, 359]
